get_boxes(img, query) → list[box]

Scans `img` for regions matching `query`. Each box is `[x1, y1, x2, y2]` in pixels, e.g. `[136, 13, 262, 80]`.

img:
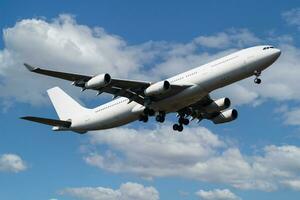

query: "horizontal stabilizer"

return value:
[21, 116, 71, 128]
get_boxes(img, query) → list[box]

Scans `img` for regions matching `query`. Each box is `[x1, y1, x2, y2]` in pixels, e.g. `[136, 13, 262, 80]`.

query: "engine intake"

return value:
[211, 109, 238, 124]
[144, 80, 170, 96]
[85, 73, 111, 89]
[204, 97, 231, 113]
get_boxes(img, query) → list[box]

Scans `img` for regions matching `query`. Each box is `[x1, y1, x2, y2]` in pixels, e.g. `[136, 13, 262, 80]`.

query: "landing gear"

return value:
[254, 70, 262, 84]
[173, 124, 183, 132]
[254, 78, 261, 84]
[139, 115, 148, 123]
[179, 117, 189, 125]
[173, 116, 190, 132]
[143, 107, 155, 116]
[155, 111, 165, 123]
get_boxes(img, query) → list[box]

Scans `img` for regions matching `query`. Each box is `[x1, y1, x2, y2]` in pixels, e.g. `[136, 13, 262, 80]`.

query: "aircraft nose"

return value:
[272, 48, 281, 60]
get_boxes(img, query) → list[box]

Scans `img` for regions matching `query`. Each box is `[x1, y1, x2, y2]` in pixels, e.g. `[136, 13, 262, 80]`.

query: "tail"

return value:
[47, 87, 89, 120]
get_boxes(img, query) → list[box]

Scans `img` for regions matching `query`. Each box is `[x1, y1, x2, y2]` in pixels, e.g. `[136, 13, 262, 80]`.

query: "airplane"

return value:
[21, 45, 281, 133]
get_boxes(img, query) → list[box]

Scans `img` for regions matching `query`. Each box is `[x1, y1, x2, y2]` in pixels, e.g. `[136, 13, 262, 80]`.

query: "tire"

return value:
[183, 118, 189, 125]
[178, 117, 185, 124]
[156, 115, 164, 123]
[148, 109, 155, 116]
[254, 78, 261, 84]
[178, 125, 183, 132]
[143, 116, 148, 123]
[173, 124, 179, 131]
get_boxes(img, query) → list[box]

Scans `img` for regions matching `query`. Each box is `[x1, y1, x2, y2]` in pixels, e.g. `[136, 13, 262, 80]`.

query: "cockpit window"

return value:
[263, 46, 275, 50]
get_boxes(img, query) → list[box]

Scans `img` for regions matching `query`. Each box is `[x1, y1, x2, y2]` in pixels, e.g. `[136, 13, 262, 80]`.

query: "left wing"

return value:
[24, 63, 191, 105]
[24, 63, 149, 104]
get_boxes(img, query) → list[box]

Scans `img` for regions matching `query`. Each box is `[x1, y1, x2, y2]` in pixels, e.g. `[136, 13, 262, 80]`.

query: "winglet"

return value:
[24, 63, 38, 71]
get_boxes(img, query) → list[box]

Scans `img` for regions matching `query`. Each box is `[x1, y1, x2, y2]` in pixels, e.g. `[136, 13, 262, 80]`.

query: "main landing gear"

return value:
[254, 70, 262, 84]
[173, 116, 189, 132]
[140, 108, 166, 123]
[155, 111, 166, 123]
[139, 107, 154, 123]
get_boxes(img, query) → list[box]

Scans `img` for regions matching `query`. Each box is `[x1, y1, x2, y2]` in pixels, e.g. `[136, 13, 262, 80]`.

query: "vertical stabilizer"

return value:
[47, 87, 89, 120]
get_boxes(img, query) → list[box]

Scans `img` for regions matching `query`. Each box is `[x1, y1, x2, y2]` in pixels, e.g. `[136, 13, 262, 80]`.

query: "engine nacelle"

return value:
[85, 73, 111, 89]
[204, 97, 231, 113]
[211, 109, 238, 124]
[144, 80, 170, 96]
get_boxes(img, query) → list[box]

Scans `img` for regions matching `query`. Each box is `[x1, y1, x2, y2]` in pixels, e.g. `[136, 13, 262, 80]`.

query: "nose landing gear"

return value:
[254, 70, 262, 84]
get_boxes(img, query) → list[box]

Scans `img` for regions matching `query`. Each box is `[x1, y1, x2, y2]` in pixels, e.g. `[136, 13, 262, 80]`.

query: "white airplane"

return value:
[21, 45, 281, 133]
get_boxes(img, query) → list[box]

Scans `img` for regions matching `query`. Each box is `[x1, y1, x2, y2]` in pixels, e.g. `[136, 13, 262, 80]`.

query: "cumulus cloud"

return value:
[272, 105, 300, 126]
[0, 14, 158, 105]
[194, 29, 260, 49]
[282, 8, 300, 28]
[82, 124, 300, 191]
[60, 182, 159, 200]
[195, 189, 240, 200]
[0, 153, 27, 172]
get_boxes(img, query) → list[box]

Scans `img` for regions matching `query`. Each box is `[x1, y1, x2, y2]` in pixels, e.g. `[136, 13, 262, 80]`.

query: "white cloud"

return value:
[282, 107, 300, 125]
[281, 180, 300, 190]
[196, 189, 240, 200]
[60, 182, 159, 200]
[82, 124, 300, 191]
[282, 8, 300, 28]
[273, 106, 300, 126]
[0, 14, 159, 105]
[0, 153, 27, 173]
[194, 29, 260, 49]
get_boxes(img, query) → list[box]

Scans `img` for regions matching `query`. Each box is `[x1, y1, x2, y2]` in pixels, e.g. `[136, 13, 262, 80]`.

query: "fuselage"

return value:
[70, 45, 281, 132]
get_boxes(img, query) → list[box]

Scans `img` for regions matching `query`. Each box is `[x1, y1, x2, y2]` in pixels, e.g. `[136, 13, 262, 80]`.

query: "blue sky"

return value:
[1, 1, 300, 200]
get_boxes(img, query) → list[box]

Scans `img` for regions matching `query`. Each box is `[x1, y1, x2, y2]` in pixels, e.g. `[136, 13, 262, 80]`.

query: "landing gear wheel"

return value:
[177, 125, 183, 132]
[254, 70, 262, 84]
[178, 117, 185, 124]
[254, 78, 261, 84]
[156, 115, 165, 123]
[140, 115, 148, 123]
[148, 109, 155, 116]
[178, 117, 189, 125]
[182, 118, 189, 125]
[173, 124, 179, 131]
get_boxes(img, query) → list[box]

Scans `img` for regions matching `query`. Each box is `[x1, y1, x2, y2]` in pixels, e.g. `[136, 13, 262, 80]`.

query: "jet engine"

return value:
[144, 80, 171, 96]
[211, 109, 238, 124]
[85, 73, 111, 89]
[204, 97, 231, 113]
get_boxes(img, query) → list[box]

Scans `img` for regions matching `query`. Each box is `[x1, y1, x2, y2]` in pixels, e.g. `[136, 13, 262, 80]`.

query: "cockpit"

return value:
[263, 46, 275, 50]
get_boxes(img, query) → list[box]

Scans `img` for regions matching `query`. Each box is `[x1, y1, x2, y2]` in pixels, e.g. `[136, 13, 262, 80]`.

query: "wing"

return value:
[24, 63, 149, 104]
[24, 63, 190, 105]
